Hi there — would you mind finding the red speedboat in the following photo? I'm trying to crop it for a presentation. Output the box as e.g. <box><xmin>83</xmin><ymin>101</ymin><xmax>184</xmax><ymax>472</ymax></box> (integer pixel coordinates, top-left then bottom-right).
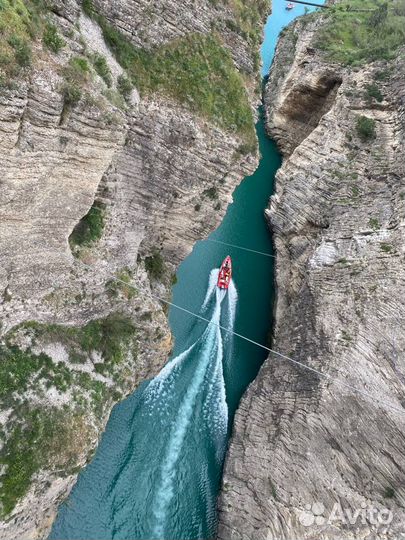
<box><xmin>286</xmin><ymin>2</ymin><xmax>294</xmax><ymax>10</ymax></box>
<box><xmin>217</xmin><ymin>256</ymin><xmax>232</xmax><ymax>289</ymax></box>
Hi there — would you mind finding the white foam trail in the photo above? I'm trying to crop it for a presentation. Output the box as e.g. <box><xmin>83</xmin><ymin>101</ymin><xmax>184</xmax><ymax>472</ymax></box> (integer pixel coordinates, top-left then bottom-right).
<box><xmin>202</xmin><ymin>269</ymin><xmax>219</xmax><ymax>311</ymax></box>
<box><xmin>227</xmin><ymin>279</ymin><xmax>238</xmax><ymax>329</ymax></box>
<box><xmin>151</xmin><ymin>295</ymin><xmax>223</xmax><ymax>539</ymax></box>
<box><xmin>143</xmin><ymin>342</ymin><xmax>196</xmax><ymax>408</ymax></box>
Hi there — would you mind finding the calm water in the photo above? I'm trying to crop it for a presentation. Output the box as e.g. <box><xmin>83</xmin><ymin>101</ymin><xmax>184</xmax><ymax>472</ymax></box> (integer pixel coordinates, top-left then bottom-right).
<box><xmin>49</xmin><ymin>2</ymin><xmax>323</xmax><ymax>539</ymax></box>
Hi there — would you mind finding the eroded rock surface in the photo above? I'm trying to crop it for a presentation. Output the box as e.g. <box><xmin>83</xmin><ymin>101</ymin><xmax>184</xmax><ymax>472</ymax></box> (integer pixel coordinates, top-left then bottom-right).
<box><xmin>0</xmin><ymin>0</ymin><xmax>265</xmax><ymax>537</ymax></box>
<box><xmin>218</xmin><ymin>13</ymin><xmax>405</xmax><ymax>540</ymax></box>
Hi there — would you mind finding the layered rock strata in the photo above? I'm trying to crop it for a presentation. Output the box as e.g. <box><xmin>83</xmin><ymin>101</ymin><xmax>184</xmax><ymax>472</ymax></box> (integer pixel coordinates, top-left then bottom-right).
<box><xmin>218</xmin><ymin>12</ymin><xmax>405</xmax><ymax>540</ymax></box>
<box><xmin>0</xmin><ymin>0</ymin><xmax>266</xmax><ymax>537</ymax></box>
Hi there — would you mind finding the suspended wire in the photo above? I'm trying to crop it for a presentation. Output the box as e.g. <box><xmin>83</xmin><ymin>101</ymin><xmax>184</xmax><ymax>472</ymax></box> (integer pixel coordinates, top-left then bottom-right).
<box><xmin>72</xmin><ymin>203</ymin><xmax>404</xmax><ymax>415</ymax></box>
<box><xmin>206</xmin><ymin>238</ymin><xmax>276</xmax><ymax>258</ymax></box>
<box><xmin>110</xmin><ymin>274</ymin><xmax>405</xmax><ymax>416</ymax></box>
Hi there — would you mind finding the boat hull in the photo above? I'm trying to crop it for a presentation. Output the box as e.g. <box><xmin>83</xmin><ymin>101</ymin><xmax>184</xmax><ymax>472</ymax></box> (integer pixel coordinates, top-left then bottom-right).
<box><xmin>217</xmin><ymin>256</ymin><xmax>232</xmax><ymax>289</ymax></box>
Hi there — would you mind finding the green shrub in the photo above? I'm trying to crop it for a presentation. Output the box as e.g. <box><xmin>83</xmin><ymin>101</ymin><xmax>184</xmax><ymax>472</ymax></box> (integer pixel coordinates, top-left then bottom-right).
<box><xmin>69</xmin><ymin>201</ymin><xmax>105</xmax><ymax>250</ymax></box>
<box><xmin>62</xmin><ymin>83</ymin><xmax>82</xmax><ymax>107</ymax></box>
<box><xmin>373</xmin><ymin>69</ymin><xmax>391</xmax><ymax>81</ymax></box>
<box><xmin>365</xmin><ymin>83</ymin><xmax>383</xmax><ymax>102</ymax></box>
<box><xmin>61</xmin><ymin>56</ymin><xmax>90</xmax><ymax>107</ymax></box>
<box><xmin>380</xmin><ymin>242</ymin><xmax>393</xmax><ymax>253</ymax></box>
<box><xmin>82</xmin><ymin>0</ymin><xmax>95</xmax><ymax>18</ymax></box>
<box><xmin>203</xmin><ymin>186</ymin><xmax>218</xmax><ymax>200</ymax></box>
<box><xmin>369</xmin><ymin>217</ymin><xmax>380</xmax><ymax>230</ymax></box>
<box><xmin>8</xmin><ymin>35</ymin><xmax>31</xmax><ymax>67</ymax></box>
<box><xmin>235</xmin><ymin>141</ymin><xmax>256</xmax><ymax>156</ymax></box>
<box><xmin>356</xmin><ymin>115</ymin><xmax>376</xmax><ymax>141</ymax></box>
<box><xmin>43</xmin><ymin>22</ymin><xmax>65</xmax><ymax>53</ymax></box>
<box><xmin>91</xmin><ymin>52</ymin><xmax>112</xmax><ymax>86</ymax></box>
<box><xmin>106</xmin><ymin>269</ymin><xmax>137</xmax><ymax>299</ymax></box>
<box><xmin>117</xmin><ymin>73</ymin><xmax>133</xmax><ymax>100</ymax></box>
<box><xmin>145</xmin><ymin>249</ymin><xmax>165</xmax><ymax>280</ymax></box>
<box><xmin>0</xmin><ymin>405</ymin><xmax>82</xmax><ymax>517</ymax></box>
<box><xmin>65</xmin><ymin>55</ymin><xmax>90</xmax><ymax>83</ymax></box>
<box><xmin>351</xmin><ymin>185</ymin><xmax>360</xmax><ymax>197</ymax></box>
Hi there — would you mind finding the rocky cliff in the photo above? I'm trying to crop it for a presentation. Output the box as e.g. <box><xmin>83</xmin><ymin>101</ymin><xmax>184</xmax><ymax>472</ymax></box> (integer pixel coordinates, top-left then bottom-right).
<box><xmin>218</xmin><ymin>5</ymin><xmax>405</xmax><ymax>540</ymax></box>
<box><xmin>0</xmin><ymin>0</ymin><xmax>268</xmax><ymax>537</ymax></box>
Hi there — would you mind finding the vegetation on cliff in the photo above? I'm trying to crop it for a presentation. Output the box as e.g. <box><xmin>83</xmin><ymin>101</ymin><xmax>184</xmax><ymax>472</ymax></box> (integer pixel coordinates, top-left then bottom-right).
<box><xmin>0</xmin><ymin>0</ymin><xmax>37</xmax><ymax>84</ymax></box>
<box><xmin>356</xmin><ymin>115</ymin><xmax>376</xmax><ymax>141</ymax></box>
<box><xmin>82</xmin><ymin>0</ymin><xmax>255</xmax><ymax>148</ymax></box>
<box><xmin>69</xmin><ymin>200</ymin><xmax>105</xmax><ymax>254</ymax></box>
<box><xmin>226</xmin><ymin>0</ymin><xmax>270</xmax><ymax>69</ymax></box>
<box><xmin>0</xmin><ymin>0</ymin><xmax>66</xmax><ymax>87</ymax></box>
<box><xmin>0</xmin><ymin>314</ymin><xmax>137</xmax><ymax>516</ymax></box>
<box><xmin>317</xmin><ymin>0</ymin><xmax>405</xmax><ymax>65</ymax></box>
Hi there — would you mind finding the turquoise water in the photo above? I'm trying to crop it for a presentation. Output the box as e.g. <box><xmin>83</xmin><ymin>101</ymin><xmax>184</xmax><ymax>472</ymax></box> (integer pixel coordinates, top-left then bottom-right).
<box><xmin>261</xmin><ymin>0</ymin><xmax>323</xmax><ymax>76</ymax></box>
<box><xmin>49</xmin><ymin>2</ymin><xmax>324</xmax><ymax>539</ymax></box>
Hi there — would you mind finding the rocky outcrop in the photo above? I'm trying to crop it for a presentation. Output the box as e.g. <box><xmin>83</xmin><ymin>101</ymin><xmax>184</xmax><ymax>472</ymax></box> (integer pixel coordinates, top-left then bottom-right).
<box><xmin>218</xmin><ymin>12</ymin><xmax>405</xmax><ymax>540</ymax></box>
<box><xmin>0</xmin><ymin>1</ymin><xmax>265</xmax><ymax>537</ymax></box>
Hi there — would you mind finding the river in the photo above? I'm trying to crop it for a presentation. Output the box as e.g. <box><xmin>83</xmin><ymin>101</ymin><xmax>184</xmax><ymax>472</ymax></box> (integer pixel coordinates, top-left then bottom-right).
<box><xmin>49</xmin><ymin>2</ymin><xmax>323</xmax><ymax>539</ymax></box>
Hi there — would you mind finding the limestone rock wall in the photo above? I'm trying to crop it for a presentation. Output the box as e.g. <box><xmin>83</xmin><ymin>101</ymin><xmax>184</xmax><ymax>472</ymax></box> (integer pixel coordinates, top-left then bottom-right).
<box><xmin>0</xmin><ymin>0</ymin><xmax>264</xmax><ymax>537</ymax></box>
<box><xmin>218</xmin><ymin>14</ymin><xmax>405</xmax><ymax>540</ymax></box>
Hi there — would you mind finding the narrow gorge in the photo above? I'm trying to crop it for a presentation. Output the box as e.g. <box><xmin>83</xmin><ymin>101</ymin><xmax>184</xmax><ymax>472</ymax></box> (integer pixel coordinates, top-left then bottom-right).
<box><xmin>0</xmin><ymin>1</ymin><xmax>404</xmax><ymax>539</ymax></box>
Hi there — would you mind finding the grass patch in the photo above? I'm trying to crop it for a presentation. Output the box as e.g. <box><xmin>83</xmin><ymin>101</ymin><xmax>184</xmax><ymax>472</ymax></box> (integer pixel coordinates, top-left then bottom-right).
<box><xmin>145</xmin><ymin>249</ymin><xmax>165</xmax><ymax>280</ymax></box>
<box><xmin>380</xmin><ymin>242</ymin><xmax>393</xmax><ymax>253</ymax></box>
<box><xmin>8</xmin><ymin>35</ymin><xmax>32</xmax><ymax>67</ymax></box>
<box><xmin>102</xmin><ymin>88</ymin><xmax>126</xmax><ymax>110</ymax></box>
<box><xmin>227</xmin><ymin>0</ymin><xmax>270</xmax><ymax>68</ymax></box>
<box><xmin>69</xmin><ymin>200</ymin><xmax>105</xmax><ymax>251</ymax></box>
<box><xmin>0</xmin><ymin>404</ymin><xmax>90</xmax><ymax>517</ymax></box>
<box><xmin>7</xmin><ymin>314</ymin><xmax>137</xmax><ymax>376</ymax></box>
<box><xmin>43</xmin><ymin>22</ymin><xmax>65</xmax><ymax>53</ymax></box>
<box><xmin>373</xmin><ymin>68</ymin><xmax>392</xmax><ymax>81</ymax></box>
<box><xmin>369</xmin><ymin>217</ymin><xmax>380</xmax><ymax>230</ymax></box>
<box><xmin>0</xmin><ymin>0</ymin><xmax>42</xmax><ymax>84</ymax></box>
<box><xmin>83</xmin><ymin>1</ymin><xmax>255</xmax><ymax>144</ymax></box>
<box><xmin>356</xmin><ymin>115</ymin><xmax>376</xmax><ymax>141</ymax></box>
<box><xmin>365</xmin><ymin>83</ymin><xmax>383</xmax><ymax>102</ymax></box>
<box><xmin>117</xmin><ymin>73</ymin><xmax>133</xmax><ymax>100</ymax></box>
<box><xmin>64</xmin><ymin>55</ymin><xmax>91</xmax><ymax>83</ymax></box>
<box><xmin>91</xmin><ymin>52</ymin><xmax>112</xmax><ymax>86</ymax></box>
<box><xmin>316</xmin><ymin>0</ymin><xmax>405</xmax><ymax>65</ymax></box>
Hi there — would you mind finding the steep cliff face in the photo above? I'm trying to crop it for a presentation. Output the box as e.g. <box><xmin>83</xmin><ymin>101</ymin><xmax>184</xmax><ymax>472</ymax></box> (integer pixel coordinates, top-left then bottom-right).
<box><xmin>218</xmin><ymin>8</ymin><xmax>405</xmax><ymax>540</ymax></box>
<box><xmin>0</xmin><ymin>0</ymin><xmax>267</xmax><ymax>537</ymax></box>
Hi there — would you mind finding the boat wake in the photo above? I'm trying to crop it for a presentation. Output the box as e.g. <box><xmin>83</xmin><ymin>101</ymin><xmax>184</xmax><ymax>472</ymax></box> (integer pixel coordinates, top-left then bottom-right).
<box><xmin>50</xmin><ymin>268</ymin><xmax>238</xmax><ymax>540</ymax></box>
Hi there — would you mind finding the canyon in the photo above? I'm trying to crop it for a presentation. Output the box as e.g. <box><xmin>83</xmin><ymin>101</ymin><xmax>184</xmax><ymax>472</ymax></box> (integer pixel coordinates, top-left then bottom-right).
<box><xmin>0</xmin><ymin>0</ymin><xmax>266</xmax><ymax>537</ymax></box>
<box><xmin>1</xmin><ymin>1</ymin><xmax>405</xmax><ymax>539</ymax></box>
